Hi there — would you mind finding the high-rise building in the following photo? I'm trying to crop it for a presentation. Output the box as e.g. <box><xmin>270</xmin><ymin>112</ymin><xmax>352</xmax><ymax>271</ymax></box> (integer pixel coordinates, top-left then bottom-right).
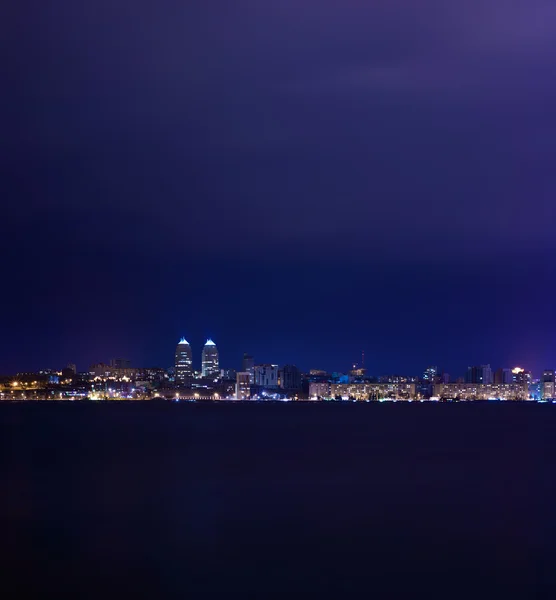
<box><xmin>242</xmin><ymin>353</ymin><xmax>255</xmax><ymax>383</ymax></box>
<box><xmin>422</xmin><ymin>366</ymin><xmax>438</xmax><ymax>382</ymax></box>
<box><xmin>466</xmin><ymin>365</ymin><xmax>492</xmax><ymax>385</ymax></box>
<box><xmin>254</xmin><ymin>364</ymin><xmax>279</xmax><ymax>388</ymax></box>
<box><xmin>512</xmin><ymin>367</ymin><xmax>532</xmax><ymax>385</ymax></box>
<box><xmin>235</xmin><ymin>372</ymin><xmax>251</xmax><ymax>400</ymax></box>
<box><xmin>279</xmin><ymin>365</ymin><xmax>302</xmax><ymax>390</ymax></box>
<box><xmin>494</xmin><ymin>368</ymin><xmax>513</xmax><ymax>384</ymax></box>
<box><xmin>175</xmin><ymin>338</ymin><xmax>193</xmax><ymax>386</ymax></box>
<box><xmin>542</xmin><ymin>370</ymin><xmax>555</xmax><ymax>399</ymax></box>
<box><xmin>419</xmin><ymin>366</ymin><xmax>439</xmax><ymax>399</ymax></box>
<box><xmin>66</xmin><ymin>363</ymin><xmax>77</xmax><ymax>374</ymax></box>
<box><xmin>202</xmin><ymin>339</ymin><xmax>220</xmax><ymax>379</ymax></box>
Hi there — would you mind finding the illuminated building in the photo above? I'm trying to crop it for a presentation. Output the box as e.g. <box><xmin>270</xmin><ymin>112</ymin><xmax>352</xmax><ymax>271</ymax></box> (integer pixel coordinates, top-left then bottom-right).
<box><xmin>422</xmin><ymin>366</ymin><xmax>438</xmax><ymax>382</ymax></box>
<box><xmin>349</xmin><ymin>366</ymin><xmax>367</xmax><ymax>380</ymax></box>
<box><xmin>242</xmin><ymin>353</ymin><xmax>255</xmax><ymax>383</ymax></box>
<box><xmin>419</xmin><ymin>366</ymin><xmax>440</xmax><ymax>398</ymax></box>
<box><xmin>309</xmin><ymin>369</ymin><xmax>328</xmax><ymax>377</ymax></box>
<box><xmin>175</xmin><ymin>338</ymin><xmax>193</xmax><ymax>385</ymax></box>
<box><xmin>202</xmin><ymin>339</ymin><xmax>219</xmax><ymax>379</ymax></box>
<box><xmin>330</xmin><ymin>383</ymin><xmax>416</xmax><ymax>400</ymax></box>
<box><xmin>433</xmin><ymin>383</ymin><xmax>527</xmax><ymax>401</ymax></box>
<box><xmin>90</xmin><ymin>363</ymin><xmax>111</xmax><ymax>378</ymax></box>
<box><xmin>221</xmin><ymin>368</ymin><xmax>237</xmax><ymax>380</ymax></box>
<box><xmin>542</xmin><ymin>370</ymin><xmax>555</xmax><ymax>399</ymax></box>
<box><xmin>309</xmin><ymin>382</ymin><xmax>331</xmax><ymax>399</ymax></box>
<box><xmin>381</xmin><ymin>375</ymin><xmax>417</xmax><ymax>384</ymax></box>
<box><xmin>512</xmin><ymin>367</ymin><xmax>532</xmax><ymax>385</ymax></box>
<box><xmin>254</xmin><ymin>364</ymin><xmax>279</xmax><ymax>388</ymax></box>
<box><xmin>235</xmin><ymin>372</ymin><xmax>251</xmax><ymax>400</ymax></box>
<box><xmin>466</xmin><ymin>365</ymin><xmax>492</xmax><ymax>384</ymax></box>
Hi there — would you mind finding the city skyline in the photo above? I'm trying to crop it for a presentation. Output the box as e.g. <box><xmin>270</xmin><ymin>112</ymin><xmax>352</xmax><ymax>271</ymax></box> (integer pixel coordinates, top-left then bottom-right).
<box><xmin>0</xmin><ymin>334</ymin><xmax>547</xmax><ymax>383</ymax></box>
<box><xmin>1</xmin><ymin>349</ymin><xmax>548</xmax><ymax>401</ymax></box>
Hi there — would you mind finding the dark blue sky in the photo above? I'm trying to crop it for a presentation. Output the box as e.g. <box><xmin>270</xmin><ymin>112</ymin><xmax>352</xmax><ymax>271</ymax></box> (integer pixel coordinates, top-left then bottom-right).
<box><xmin>3</xmin><ymin>1</ymin><xmax>556</xmax><ymax>376</ymax></box>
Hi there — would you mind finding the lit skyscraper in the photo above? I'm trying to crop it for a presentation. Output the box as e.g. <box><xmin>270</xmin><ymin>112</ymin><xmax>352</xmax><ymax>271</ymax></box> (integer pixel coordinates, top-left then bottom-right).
<box><xmin>175</xmin><ymin>338</ymin><xmax>193</xmax><ymax>386</ymax></box>
<box><xmin>235</xmin><ymin>372</ymin><xmax>251</xmax><ymax>400</ymax></box>
<box><xmin>422</xmin><ymin>366</ymin><xmax>438</xmax><ymax>383</ymax></box>
<box><xmin>202</xmin><ymin>339</ymin><xmax>219</xmax><ymax>378</ymax></box>
<box><xmin>512</xmin><ymin>367</ymin><xmax>531</xmax><ymax>385</ymax></box>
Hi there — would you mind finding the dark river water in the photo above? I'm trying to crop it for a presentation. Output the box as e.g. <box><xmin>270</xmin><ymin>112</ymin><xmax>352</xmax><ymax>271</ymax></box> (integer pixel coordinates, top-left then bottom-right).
<box><xmin>3</xmin><ymin>401</ymin><xmax>556</xmax><ymax>598</ymax></box>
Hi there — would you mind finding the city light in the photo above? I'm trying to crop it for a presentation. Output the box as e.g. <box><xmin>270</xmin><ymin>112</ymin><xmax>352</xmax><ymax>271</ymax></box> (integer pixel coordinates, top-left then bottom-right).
<box><xmin>1</xmin><ymin>336</ymin><xmax>553</xmax><ymax>403</ymax></box>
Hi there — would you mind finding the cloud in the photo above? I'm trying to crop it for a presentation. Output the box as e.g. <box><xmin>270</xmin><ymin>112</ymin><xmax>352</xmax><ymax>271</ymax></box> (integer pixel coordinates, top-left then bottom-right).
<box><xmin>280</xmin><ymin>0</ymin><xmax>556</xmax><ymax>95</ymax></box>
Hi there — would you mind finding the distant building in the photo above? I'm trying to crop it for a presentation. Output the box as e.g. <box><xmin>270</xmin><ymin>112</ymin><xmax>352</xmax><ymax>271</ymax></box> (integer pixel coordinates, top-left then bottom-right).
<box><xmin>348</xmin><ymin>365</ymin><xmax>367</xmax><ymax>380</ymax></box>
<box><xmin>221</xmin><ymin>368</ymin><xmax>237</xmax><ymax>380</ymax></box>
<box><xmin>254</xmin><ymin>364</ymin><xmax>279</xmax><ymax>388</ymax></box>
<box><xmin>422</xmin><ymin>366</ymin><xmax>438</xmax><ymax>382</ymax></box>
<box><xmin>279</xmin><ymin>365</ymin><xmax>302</xmax><ymax>391</ymax></box>
<box><xmin>309</xmin><ymin>369</ymin><xmax>328</xmax><ymax>377</ymax></box>
<box><xmin>331</xmin><ymin>383</ymin><xmax>416</xmax><ymax>400</ymax></box>
<box><xmin>111</xmin><ymin>358</ymin><xmax>131</xmax><ymax>369</ymax></box>
<box><xmin>542</xmin><ymin>370</ymin><xmax>555</xmax><ymax>399</ymax></box>
<box><xmin>379</xmin><ymin>375</ymin><xmax>417</xmax><ymax>384</ymax></box>
<box><xmin>175</xmin><ymin>338</ymin><xmax>193</xmax><ymax>386</ymax></box>
<box><xmin>61</xmin><ymin>367</ymin><xmax>75</xmax><ymax>380</ymax></box>
<box><xmin>433</xmin><ymin>383</ymin><xmax>527</xmax><ymax>401</ymax></box>
<box><xmin>242</xmin><ymin>353</ymin><xmax>255</xmax><ymax>383</ymax></box>
<box><xmin>466</xmin><ymin>365</ymin><xmax>492</xmax><ymax>385</ymax></box>
<box><xmin>202</xmin><ymin>339</ymin><xmax>219</xmax><ymax>379</ymax></box>
<box><xmin>66</xmin><ymin>363</ymin><xmax>77</xmax><ymax>374</ymax></box>
<box><xmin>309</xmin><ymin>382</ymin><xmax>331</xmax><ymax>399</ymax></box>
<box><xmin>494</xmin><ymin>368</ymin><xmax>513</xmax><ymax>384</ymax></box>
<box><xmin>529</xmin><ymin>379</ymin><xmax>542</xmax><ymax>401</ymax></box>
<box><xmin>235</xmin><ymin>372</ymin><xmax>251</xmax><ymax>400</ymax></box>
<box><xmin>137</xmin><ymin>367</ymin><xmax>167</xmax><ymax>384</ymax></box>
<box><xmin>512</xmin><ymin>367</ymin><xmax>532</xmax><ymax>386</ymax></box>
<box><xmin>419</xmin><ymin>366</ymin><xmax>439</xmax><ymax>398</ymax></box>
<box><xmin>90</xmin><ymin>363</ymin><xmax>111</xmax><ymax>378</ymax></box>
<box><xmin>308</xmin><ymin>370</ymin><xmax>329</xmax><ymax>385</ymax></box>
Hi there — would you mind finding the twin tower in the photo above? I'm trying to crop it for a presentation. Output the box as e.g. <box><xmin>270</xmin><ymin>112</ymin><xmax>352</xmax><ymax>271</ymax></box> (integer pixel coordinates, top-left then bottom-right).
<box><xmin>175</xmin><ymin>338</ymin><xmax>220</xmax><ymax>384</ymax></box>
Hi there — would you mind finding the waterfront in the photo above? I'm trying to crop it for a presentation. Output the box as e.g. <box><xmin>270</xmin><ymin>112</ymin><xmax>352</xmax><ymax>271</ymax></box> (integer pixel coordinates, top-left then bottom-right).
<box><xmin>3</xmin><ymin>401</ymin><xmax>556</xmax><ymax>598</ymax></box>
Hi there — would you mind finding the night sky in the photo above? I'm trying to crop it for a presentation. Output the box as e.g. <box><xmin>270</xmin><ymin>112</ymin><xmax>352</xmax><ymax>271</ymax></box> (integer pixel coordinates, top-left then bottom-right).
<box><xmin>3</xmin><ymin>1</ymin><xmax>556</xmax><ymax>376</ymax></box>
